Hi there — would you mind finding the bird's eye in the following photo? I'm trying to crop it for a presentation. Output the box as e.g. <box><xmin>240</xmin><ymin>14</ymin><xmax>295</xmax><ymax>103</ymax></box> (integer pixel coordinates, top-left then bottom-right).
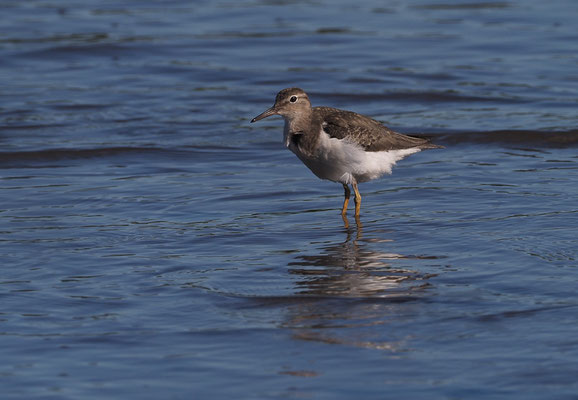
<box><xmin>289</xmin><ymin>96</ymin><xmax>298</xmax><ymax>103</ymax></box>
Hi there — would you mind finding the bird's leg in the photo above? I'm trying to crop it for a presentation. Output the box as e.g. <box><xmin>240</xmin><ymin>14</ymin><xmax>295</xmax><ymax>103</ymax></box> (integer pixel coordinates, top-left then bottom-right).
<box><xmin>341</xmin><ymin>183</ymin><xmax>351</xmax><ymax>216</ymax></box>
<box><xmin>352</xmin><ymin>181</ymin><xmax>361</xmax><ymax>217</ymax></box>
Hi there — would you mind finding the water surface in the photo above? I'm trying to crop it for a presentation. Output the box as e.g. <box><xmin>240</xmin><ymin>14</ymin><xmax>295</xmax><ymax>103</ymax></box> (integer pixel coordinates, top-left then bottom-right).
<box><xmin>1</xmin><ymin>0</ymin><xmax>577</xmax><ymax>399</ymax></box>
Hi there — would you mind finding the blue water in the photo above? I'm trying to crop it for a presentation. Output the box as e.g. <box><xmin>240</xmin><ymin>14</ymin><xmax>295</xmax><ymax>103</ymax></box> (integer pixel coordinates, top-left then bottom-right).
<box><xmin>1</xmin><ymin>0</ymin><xmax>577</xmax><ymax>399</ymax></box>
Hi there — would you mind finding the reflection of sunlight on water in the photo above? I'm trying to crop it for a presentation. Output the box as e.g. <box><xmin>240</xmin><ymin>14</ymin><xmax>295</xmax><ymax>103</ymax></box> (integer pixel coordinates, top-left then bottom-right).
<box><xmin>284</xmin><ymin>218</ymin><xmax>441</xmax><ymax>351</ymax></box>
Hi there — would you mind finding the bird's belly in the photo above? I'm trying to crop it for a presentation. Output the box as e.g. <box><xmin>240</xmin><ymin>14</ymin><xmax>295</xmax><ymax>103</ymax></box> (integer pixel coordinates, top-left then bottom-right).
<box><xmin>289</xmin><ymin>134</ymin><xmax>421</xmax><ymax>185</ymax></box>
<box><xmin>294</xmin><ymin>150</ymin><xmax>347</xmax><ymax>182</ymax></box>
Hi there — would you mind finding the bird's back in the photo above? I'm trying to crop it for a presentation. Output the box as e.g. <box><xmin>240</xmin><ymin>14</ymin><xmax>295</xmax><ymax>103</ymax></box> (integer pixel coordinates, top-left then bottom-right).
<box><xmin>313</xmin><ymin>106</ymin><xmax>442</xmax><ymax>152</ymax></box>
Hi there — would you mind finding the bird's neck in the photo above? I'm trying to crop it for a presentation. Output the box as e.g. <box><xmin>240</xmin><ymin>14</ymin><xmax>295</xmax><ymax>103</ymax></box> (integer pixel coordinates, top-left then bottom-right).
<box><xmin>283</xmin><ymin>110</ymin><xmax>313</xmax><ymax>135</ymax></box>
<box><xmin>282</xmin><ymin>111</ymin><xmax>320</xmax><ymax>154</ymax></box>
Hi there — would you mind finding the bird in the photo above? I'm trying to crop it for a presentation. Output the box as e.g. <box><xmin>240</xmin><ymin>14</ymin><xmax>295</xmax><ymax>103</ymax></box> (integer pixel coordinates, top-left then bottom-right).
<box><xmin>251</xmin><ymin>87</ymin><xmax>443</xmax><ymax>217</ymax></box>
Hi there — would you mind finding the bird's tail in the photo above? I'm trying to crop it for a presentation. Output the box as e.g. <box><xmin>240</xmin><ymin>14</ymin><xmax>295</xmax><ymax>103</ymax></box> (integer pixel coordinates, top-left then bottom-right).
<box><xmin>420</xmin><ymin>142</ymin><xmax>445</xmax><ymax>150</ymax></box>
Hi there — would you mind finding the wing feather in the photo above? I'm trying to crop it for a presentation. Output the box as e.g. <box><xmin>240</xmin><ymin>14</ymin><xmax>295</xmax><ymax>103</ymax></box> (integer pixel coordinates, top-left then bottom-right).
<box><xmin>315</xmin><ymin>107</ymin><xmax>440</xmax><ymax>152</ymax></box>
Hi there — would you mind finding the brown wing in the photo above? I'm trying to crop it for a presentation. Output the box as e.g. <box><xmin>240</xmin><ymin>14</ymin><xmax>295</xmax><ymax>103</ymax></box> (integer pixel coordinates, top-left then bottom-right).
<box><xmin>315</xmin><ymin>107</ymin><xmax>440</xmax><ymax>152</ymax></box>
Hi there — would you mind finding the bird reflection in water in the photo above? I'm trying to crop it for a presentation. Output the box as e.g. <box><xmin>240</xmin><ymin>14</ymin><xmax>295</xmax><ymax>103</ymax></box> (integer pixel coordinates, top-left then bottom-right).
<box><xmin>284</xmin><ymin>217</ymin><xmax>439</xmax><ymax>350</ymax></box>
<box><xmin>289</xmin><ymin>216</ymin><xmax>436</xmax><ymax>298</ymax></box>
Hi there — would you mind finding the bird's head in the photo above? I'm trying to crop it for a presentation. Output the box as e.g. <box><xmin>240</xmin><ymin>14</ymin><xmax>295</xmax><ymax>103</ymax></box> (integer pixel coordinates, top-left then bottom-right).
<box><xmin>251</xmin><ymin>88</ymin><xmax>311</xmax><ymax>123</ymax></box>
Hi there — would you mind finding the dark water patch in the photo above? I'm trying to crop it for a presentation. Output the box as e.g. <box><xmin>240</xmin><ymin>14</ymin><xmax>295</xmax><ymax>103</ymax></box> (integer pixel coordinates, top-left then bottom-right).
<box><xmin>476</xmin><ymin>304</ymin><xmax>578</xmax><ymax>322</ymax></box>
<box><xmin>241</xmin><ymin>293</ymin><xmax>425</xmax><ymax>308</ymax></box>
<box><xmin>88</xmin><ymin>6</ymin><xmax>195</xmax><ymax>17</ymax></box>
<box><xmin>318</xmin><ymin>89</ymin><xmax>527</xmax><ymax>105</ymax></box>
<box><xmin>0</xmin><ymin>145</ymin><xmax>244</xmax><ymax>166</ymax></box>
<box><xmin>438</xmin><ymin>129</ymin><xmax>578</xmax><ymax>148</ymax></box>
<box><xmin>0</xmin><ymin>147</ymin><xmax>169</xmax><ymax>164</ymax></box>
<box><xmin>412</xmin><ymin>2</ymin><xmax>511</xmax><ymax>11</ymax></box>
<box><xmin>345</xmin><ymin>76</ymin><xmax>397</xmax><ymax>85</ymax></box>
<box><xmin>196</xmin><ymin>31</ymin><xmax>299</xmax><ymax>40</ymax></box>
<box><xmin>14</xmin><ymin>42</ymin><xmax>170</xmax><ymax>62</ymax></box>
<box><xmin>0</xmin><ymin>33</ymin><xmax>111</xmax><ymax>45</ymax></box>
<box><xmin>0</xmin><ymin>123</ymin><xmax>71</xmax><ymax>130</ymax></box>
<box><xmin>316</xmin><ymin>27</ymin><xmax>352</xmax><ymax>34</ymax></box>
<box><xmin>47</xmin><ymin>103</ymin><xmax>116</xmax><ymax>111</ymax></box>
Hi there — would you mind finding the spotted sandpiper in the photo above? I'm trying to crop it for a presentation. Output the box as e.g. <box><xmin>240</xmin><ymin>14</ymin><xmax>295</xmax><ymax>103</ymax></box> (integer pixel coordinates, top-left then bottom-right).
<box><xmin>251</xmin><ymin>88</ymin><xmax>443</xmax><ymax>217</ymax></box>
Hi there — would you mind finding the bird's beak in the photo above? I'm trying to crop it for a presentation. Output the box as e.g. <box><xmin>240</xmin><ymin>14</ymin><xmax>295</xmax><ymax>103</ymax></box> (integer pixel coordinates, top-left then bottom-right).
<box><xmin>251</xmin><ymin>106</ymin><xmax>278</xmax><ymax>123</ymax></box>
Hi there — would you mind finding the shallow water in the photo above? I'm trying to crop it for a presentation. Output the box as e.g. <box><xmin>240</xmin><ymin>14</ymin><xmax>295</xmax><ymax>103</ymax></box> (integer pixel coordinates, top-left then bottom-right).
<box><xmin>1</xmin><ymin>0</ymin><xmax>578</xmax><ymax>399</ymax></box>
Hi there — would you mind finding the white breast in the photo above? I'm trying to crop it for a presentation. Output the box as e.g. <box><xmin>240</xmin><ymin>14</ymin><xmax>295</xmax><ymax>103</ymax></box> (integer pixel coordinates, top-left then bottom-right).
<box><xmin>287</xmin><ymin>129</ymin><xmax>420</xmax><ymax>185</ymax></box>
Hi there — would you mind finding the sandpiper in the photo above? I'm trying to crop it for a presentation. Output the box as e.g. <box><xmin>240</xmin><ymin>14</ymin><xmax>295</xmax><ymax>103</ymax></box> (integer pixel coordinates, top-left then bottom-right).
<box><xmin>251</xmin><ymin>88</ymin><xmax>443</xmax><ymax>217</ymax></box>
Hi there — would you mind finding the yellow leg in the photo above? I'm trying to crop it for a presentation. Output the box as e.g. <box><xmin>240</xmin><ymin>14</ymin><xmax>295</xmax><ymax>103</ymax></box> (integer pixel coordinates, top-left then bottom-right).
<box><xmin>341</xmin><ymin>184</ymin><xmax>351</xmax><ymax>216</ymax></box>
<box><xmin>352</xmin><ymin>181</ymin><xmax>361</xmax><ymax>217</ymax></box>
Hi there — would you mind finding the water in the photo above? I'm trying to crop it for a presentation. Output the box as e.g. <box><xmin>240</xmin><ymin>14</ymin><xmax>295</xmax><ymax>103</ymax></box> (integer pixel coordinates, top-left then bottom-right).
<box><xmin>1</xmin><ymin>0</ymin><xmax>577</xmax><ymax>398</ymax></box>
